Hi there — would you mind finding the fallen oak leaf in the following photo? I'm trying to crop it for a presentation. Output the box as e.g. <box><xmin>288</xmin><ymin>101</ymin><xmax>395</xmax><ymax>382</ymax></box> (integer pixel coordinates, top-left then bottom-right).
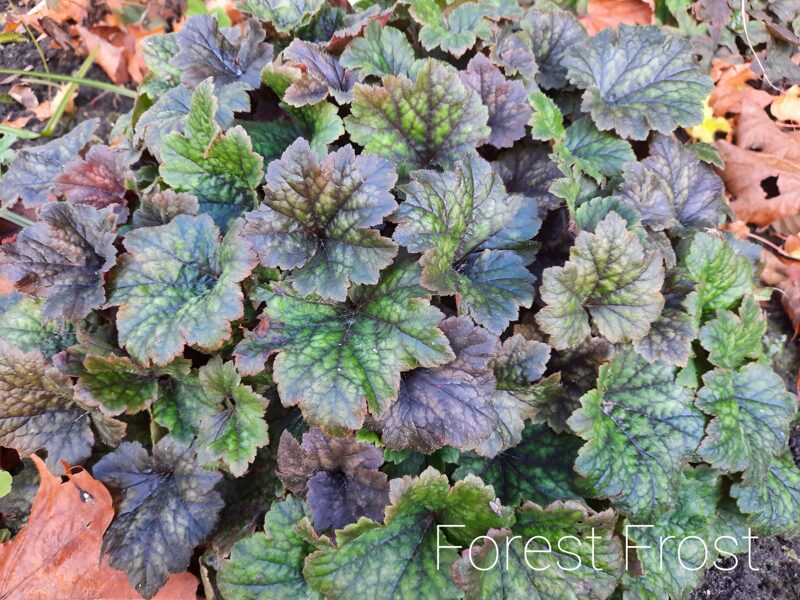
<box><xmin>0</xmin><ymin>454</ymin><xmax>198</xmax><ymax>600</ymax></box>
<box><xmin>708</xmin><ymin>61</ymin><xmax>773</xmax><ymax>116</ymax></box>
<box><xmin>579</xmin><ymin>0</ymin><xmax>653</xmax><ymax>36</ymax></box>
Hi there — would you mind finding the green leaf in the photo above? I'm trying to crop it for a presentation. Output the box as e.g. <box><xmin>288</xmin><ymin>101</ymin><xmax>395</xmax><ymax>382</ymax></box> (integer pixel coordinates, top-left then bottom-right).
<box><xmin>237</xmin><ymin>0</ymin><xmax>325</xmax><ymax>34</ymax></box>
<box><xmin>527</xmin><ymin>91</ymin><xmax>564</xmax><ymax>142</ymax></box>
<box><xmin>234</xmin><ymin>261</ymin><xmax>454</xmax><ymax>433</ymax></box>
<box><xmin>696</xmin><ymin>363</ymin><xmax>795</xmax><ymax>474</ymax></box>
<box><xmin>108</xmin><ymin>214</ymin><xmax>256</xmax><ymax>366</ymax></box>
<box><xmin>0</xmin><ymin>341</ymin><xmax>92</xmax><ymax>470</ymax></box>
<box><xmin>393</xmin><ymin>153</ymin><xmax>539</xmax><ymax>333</ymax></box>
<box><xmin>0</xmin><ymin>203</ymin><xmax>117</xmax><ymax>323</ymax></box>
<box><xmin>303</xmin><ymin>468</ymin><xmax>512</xmax><ymax>599</ymax></box>
<box><xmin>623</xmin><ymin>466</ymin><xmax>719</xmax><ymax>599</ymax></box>
<box><xmin>698</xmin><ymin>296</ymin><xmax>766</xmax><ymax>368</ymax></box>
<box><xmin>537</xmin><ymin>212</ymin><xmax>665</xmax><ymax>349</ymax></box>
<box><xmin>140</xmin><ymin>33</ymin><xmax>181</xmax><ymax>97</ymax></box>
<box><xmin>453</xmin><ymin>501</ymin><xmax>623</xmax><ymax>600</ymax></box>
<box><xmin>454</xmin><ymin>422</ymin><xmax>582</xmax><ymax>506</ymax></box>
<box><xmin>0</xmin><ymin>471</ymin><xmax>10</xmax><ymax>499</ymax></box>
<box><xmin>195</xmin><ymin>357</ymin><xmax>268</xmax><ymax>476</ymax></box>
<box><xmin>345</xmin><ymin>59</ymin><xmax>490</xmax><ymax>172</ymax></box>
<box><xmin>217</xmin><ymin>496</ymin><xmax>322</xmax><ymax>600</ymax></box>
<box><xmin>568</xmin><ymin>349</ymin><xmax>704</xmax><ymax>518</ymax></box>
<box><xmin>731</xmin><ymin>452</ymin><xmax>800</xmax><ymax>536</ymax></box>
<box><xmin>634</xmin><ymin>278</ymin><xmax>697</xmax><ymax>366</ymax></box>
<box><xmin>159</xmin><ymin>80</ymin><xmax>264</xmax><ymax>230</ymax></box>
<box><xmin>684</xmin><ymin>233</ymin><xmax>752</xmax><ymax>313</ymax></box>
<box><xmin>152</xmin><ymin>371</ymin><xmax>219</xmax><ymax>442</ymax></box>
<box><xmin>565</xmin><ymin>25</ymin><xmax>712</xmax><ymax>139</ymax></box>
<box><xmin>617</xmin><ymin>134</ymin><xmax>724</xmax><ymax>232</ymax></box>
<box><xmin>564</xmin><ymin>117</ymin><xmax>635</xmax><ymax>180</ymax></box>
<box><xmin>242</xmin><ymin>140</ymin><xmax>398</xmax><ymax>301</ymax></box>
<box><xmin>0</xmin><ymin>294</ymin><xmax>75</xmax><ymax>358</ymax></box>
<box><xmin>521</xmin><ymin>9</ymin><xmax>586</xmax><ymax>90</ymax></box>
<box><xmin>572</xmin><ymin>195</ymin><xmax>642</xmax><ymax>233</ymax></box>
<box><xmin>339</xmin><ymin>22</ymin><xmax>420</xmax><ymax>79</ymax></box>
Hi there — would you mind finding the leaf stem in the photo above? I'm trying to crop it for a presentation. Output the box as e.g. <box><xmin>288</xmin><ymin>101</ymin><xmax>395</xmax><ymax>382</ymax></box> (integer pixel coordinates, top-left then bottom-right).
<box><xmin>0</xmin><ymin>208</ymin><xmax>34</xmax><ymax>228</ymax></box>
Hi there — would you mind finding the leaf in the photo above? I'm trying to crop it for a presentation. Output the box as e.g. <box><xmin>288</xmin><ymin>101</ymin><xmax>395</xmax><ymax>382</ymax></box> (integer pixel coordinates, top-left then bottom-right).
<box><xmin>536</xmin><ymin>212</ymin><xmax>665</xmax><ymax>350</ymax></box>
<box><xmin>237</xmin><ymin>0</ymin><xmax>325</xmax><ymax>34</ymax></box>
<box><xmin>0</xmin><ymin>455</ymin><xmax>198</xmax><ymax>600</ymax></box>
<box><xmin>695</xmin><ymin>363</ymin><xmax>795</xmax><ymax>474</ymax></box>
<box><xmin>217</xmin><ymin>496</ymin><xmax>322</xmax><ymax>600</ymax></box>
<box><xmin>172</xmin><ymin>15</ymin><xmax>273</xmax><ymax>90</ymax></box>
<box><xmin>731</xmin><ymin>452</ymin><xmax>800</xmax><ymax>536</ymax></box>
<box><xmin>54</xmin><ymin>145</ymin><xmax>130</xmax><ymax>219</ymax></box>
<box><xmin>242</xmin><ymin>140</ymin><xmax>398</xmax><ymax>301</ymax></box>
<box><xmin>698</xmin><ymin>296</ymin><xmax>765</xmax><ymax>368</ymax></box>
<box><xmin>108</xmin><ymin>214</ymin><xmax>256</xmax><ymax>366</ymax></box>
<box><xmin>378</xmin><ymin>316</ymin><xmax>500</xmax><ymax>453</ymax></box>
<box><xmin>303</xmin><ymin>468</ymin><xmax>512</xmax><ymax>599</ymax></box>
<box><xmin>634</xmin><ymin>307</ymin><xmax>696</xmax><ymax>367</ymax></box>
<box><xmin>282</xmin><ymin>40</ymin><xmax>358</xmax><ymax>105</ymax></box>
<box><xmin>492</xmin><ymin>145</ymin><xmax>562</xmax><ymax>213</ymax></box>
<box><xmin>567</xmin><ymin>348</ymin><xmax>705</xmax><ymax>518</ymax></box>
<box><xmin>565</xmin><ymin>25</ymin><xmax>712</xmax><ymax>140</ymax></box>
<box><xmin>132</xmin><ymin>190</ymin><xmax>199</xmax><ymax>228</ymax></box>
<box><xmin>152</xmin><ymin>371</ymin><xmax>219</xmax><ymax>442</ymax></box>
<box><xmin>453</xmin><ymin>422</ymin><xmax>582</xmax><ymax>506</ymax></box>
<box><xmin>527</xmin><ymin>90</ymin><xmax>565</xmax><ymax>142</ymax></box>
<box><xmin>195</xmin><ymin>356</ymin><xmax>268</xmax><ymax>477</ymax></box>
<box><xmin>93</xmin><ymin>437</ymin><xmax>224</xmax><ymax>598</ymax></box>
<box><xmin>0</xmin><ymin>118</ymin><xmax>97</xmax><ymax>208</ymax></box>
<box><xmin>563</xmin><ymin>117</ymin><xmax>635</xmax><ymax>180</ymax></box>
<box><xmin>452</xmin><ymin>501</ymin><xmax>623</xmax><ymax>599</ymax></box>
<box><xmin>458</xmin><ymin>53</ymin><xmax>531</xmax><ymax>148</ymax></box>
<box><xmin>233</xmin><ymin>261</ymin><xmax>454</xmax><ymax>433</ymax></box>
<box><xmin>492</xmin><ymin>334</ymin><xmax>551</xmax><ymax>393</ymax></box>
<box><xmin>345</xmin><ymin>59</ymin><xmax>490</xmax><ymax>172</ymax></box>
<box><xmin>0</xmin><ymin>341</ymin><xmax>92</xmax><ymax>470</ymax></box>
<box><xmin>0</xmin><ymin>294</ymin><xmax>75</xmax><ymax>359</ymax></box>
<box><xmin>339</xmin><ymin>21</ymin><xmax>420</xmax><ymax>80</ymax></box>
<box><xmin>0</xmin><ymin>202</ymin><xmax>117</xmax><ymax>323</ymax></box>
<box><xmin>140</xmin><ymin>33</ymin><xmax>182</xmax><ymax>97</ymax></box>
<box><xmin>392</xmin><ymin>153</ymin><xmax>539</xmax><ymax>333</ymax></box>
<box><xmin>617</xmin><ymin>134</ymin><xmax>724</xmax><ymax>232</ymax></box>
<box><xmin>159</xmin><ymin>80</ymin><xmax>264</xmax><ymax>229</ymax></box>
<box><xmin>485</xmin><ymin>26</ymin><xmax>537</xmax><ymax>79</ymax></box>
<box><xmin>521</xmin><ymin>9</ymin><xmax>587</xmax><ymax>90</ymax></box>
<box><xmin>580</xmin><ymin>0</ymin><xmax>653</xmax><ymax>35</ymax></box>
<box><xmin>277</xmin><ymin>429</ymin><xmax>389</xmax><ymax>531</ymax></box>
<box><xmin>623</xmin><ymin>467</ymin><xmax>719</xmax><ymax>599</ymax></box>
<box><xmin>684</xmin><ymin>232</ymin><xmax>752</xmax><ymax>313</ymax></box>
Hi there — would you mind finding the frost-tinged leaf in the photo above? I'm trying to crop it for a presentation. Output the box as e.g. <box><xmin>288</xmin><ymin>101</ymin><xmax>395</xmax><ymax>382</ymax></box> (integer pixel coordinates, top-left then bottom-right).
<box><xmin>159</xmin><ymin>80</ymin><xmax>264</xmax><ymax>229</ymax></box>
<box><xmin>0</xmin><ymin>203</ymin><xmax>117</xmax><ymax>323</ymax></box>
<box><xmin>0</xmin><ymin>341</ymin><xmax>92</xmax><ymax>470</ymax></box>
<box><xmin>140</xmin><ymin>33</ymin><xmax>181</xmax><ymax>97</ymax></box>
<box><xmin>108</xmin><ymin>214</ymin><xmax>256</xmax><ymax>366</ymax></box>
<box><xmin>485</xmin><ymin>27</ymin><xmax>537</xmax><ymax>78</ymax></box>
<box><xmin>567</xmin><ymin>349</ymin><xmax>704</xmax><ymax>518</ymax></box>
<box><xmin>0</xmin><ymin>294</ymin><xmax>75</xmax><ymax>358</ymax></box>
<box><xmin>132</xmin><ymin>190</ymin><xmax>199</xmax><ymax>228</ymax></box>
<box><xmin>195</xmin><ymin>357</ymin><xmax>268</xmax><ymax>477</ymax></box>
<box><xmin>684</xmin><ymin>233</ymin><xmax>751</xmax><ymax>313</ymax></box>
<box><xmin>634</xmin><ymin>279</ymin><xmax>697</xmax><ymax>366</ymax></box>
<box><xmin>565</xmin><ymin>25</ymin><xmax>712</xmax><ymax>140</ymax></box>
<box><xmin>345</xmin><ymin>59</ymin><xmax>490</xmax><ymax>172</ymax></box>
<box><xmin>453</xmin><ymin>501</ymin><xmax>623</xmax><ymax>599</ymax></box>
<box><xmin>731</xmin><ymin>452</ymin><xmax>800</xmax><ymax>536</ymax></box>
<box><xmin>172</xmin><ymin>16</ymin><xmax>273</xmax><ymax>89</ymax></box>
<box><xmin>339</xmin><ymin>22</ymin><xmax>420</xmax><ymax>80</ymax></box>
<box><xmin>454</xmin><ymin>422</ymin><xmax>582</xmax><ymax>506</ymax></box>
<box><xmin>698</xmin><ymin>296</ymin><xmax>765</xmax><ymax>368</ymax></box>
<box><xmin>459</xmin><ymin>53</ymin><xmax>531</xmax><ymax>148</ymax></box>
<box><xmin>493</xmin><ymin>145</ymin><xmax>562</xmax><ymax>213</ymax></box>
<box><xmin>283</xmin><ymin>40</ymin><xmax>358</xmax><ymax>105</ymax></box>
<box><xmin>563</xmin><ymin>117</ymin><xmax>635</xmax><ymax>180</ymax></box>
<box><xmin>378</xmin><ymin>316</ymin><xmax>500</xmax><ymax>453</ymax></box>
<box><xmin>521</xmin><ymin>9</ymin><xmax>587</xmax><ymax>90</ymax></box>
<box><xmin>93</xmin><ymin>437</ymin><xmax>224</xmax><ymax>599</ymax></box>
<box><xmin>55</xmin><ymin>145</ymin><xmax>130</xmax><ymax>219</ymax></box>
<box><xmin>277</xmin><ymin>429</ymin><xmax>389</xmax><ymax>531</ymax></box>
<box><xmin>617</xmin><ymin>134</ymin><xmax>724</xmax><ymax>232</ymax></box>
<box><xmin>537</xmin><ymin>212</ymin><xmax>664</xmax><ymax>349</ymax></box>
<box><xmin>0</xmin><ymin>119</ymin><xmax>96</xmax><ymax>208</ymax></box>
<box><xmin>217</xmin><ymin>496</ymin><xmax>322</xmax><ymax>600</ymax></box>
<box><xmin>242</xmin><ymin>140</ymin><xmax>398</xmax><ymax>301</ymax></box>
<box><xmin>696</xmin><ymin>364</ymin><xmax>795</xmax><ymax>474</ymax></box>
<box><xmin>234</xmin><ymin>261</ymin><xmax>453</xmax><ymax>433</ymax></box>
<box><xmin>237</xmin><ymin>0</ymin><xmax>325</xmax><ymax>34</ymax></box>
<box><xmin>393</xmin><ymin>153</ymin><xmax>539</xmax><ymax>333</ymax></box>
<box><xmin>303</xmin><ymin>468</ymin><xmax>512</xmax><ymax>599</ymax></box>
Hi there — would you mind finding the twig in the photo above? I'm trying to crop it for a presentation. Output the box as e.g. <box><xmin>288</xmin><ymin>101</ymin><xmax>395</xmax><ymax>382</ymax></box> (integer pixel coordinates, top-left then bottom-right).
<box><xmin>741</xmin><ymin>0</ymin><xmax>784</xmax><ymax>93</ymax></box>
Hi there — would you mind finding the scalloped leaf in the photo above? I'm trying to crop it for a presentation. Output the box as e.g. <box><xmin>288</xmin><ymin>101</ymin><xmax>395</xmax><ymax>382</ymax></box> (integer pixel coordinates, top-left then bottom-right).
<box><xmin>698</xmin><ymin>296</ymin><xmax>766</xmax><ymax>368</ymax></box>
<box><xmin>0</xmin><ymin>294</ymin><xmax>75</xmax><ymax>358</ymax></box>
<box><xmin>536</xmin><ymin>212</ymin><xmax>664</xmax><ymax>349</ymax></box>
<box><xmin>159</xmin><ymin>80</ymin><xmax>264</xmax><ymax>229</ymax></box>
<box><xmin>563</xmin><ymin>117</ymin><xmax>635</xmax><ymax>180</ymax></box>
<box><xmin>493</xmin><ymin>145</ymin><xmax>562</xmax><ymax>213</ymax></box>
<box><xmin>565</xmin><ymin>25</ymin><xmax>712</xmax><ymax>140</ymax></box>
<box><xmin>234</xmin><ymin>261</ymin><xmax>453</xmax><ymax>433</ymax></box>
<box><xmin>0</xmin><ymin>203</ymin><xmax>117</xmax><ymax>323</ymax></box>
<box><xmin>242</xmin><ymin>139</ymin><xmax>398</xmax><ymax>301</ymax></box>
<box><xmin>731</xmin><ymin>452</ymin><xmax>800</xmax><ymax>536</ymax></box>
<box><xmin>393</xmin><ymin>153</ymin><xmax>539</xmax><ymax>333</ymax></box>
<box><xmin>237</xmin><ymin>0</ymin><xmax>325</xmax><ymax>34</ymax></box>
<box><xmin>108</xmin><ymin>214</ymin><xmax>256</xmax><ymax>366</ymax></box>
<box><xmin>521</xmin><ymin>9</ymin><xmax>587</xmax><ymax>90</ymax></box>
<box><xmin>152</xmin><ymin>371</ymin><xmax>218</xmax><ymax>442</ymax></box>
<box><xmin>684</xmin><ymin>233</ymin><xmax>752</xmax><ymax>313</ymax></box>
<box><xmin>132</xmin><ymin>190</ymin><xmax>199</xmax><ymax>228</ymax></box>
<box><xmin>345</xmin><ymin>59</ymin><xmax>490</xmax><ymax>172</ymax></box>
<box><xmin>283</xmin><ymin>40</ymin><xmax>358</xmax><ymax>105</ymax></box>
<box><xmin>140</xmin><ymin>33</ymin><xmax>181</xmax><ymax>97</ymax></box>
<box><xmin>339</xmin><ymin>21</ymin><xmax>420</xmax><ymax>79</ymax></box>
<box><xmin>55</xmin><ymin>145</ymin><xmax>130</xmax><ymax>219</ymax></box>
<box><xmin>568</xmin><ymin>349</ymin><xmax>704</xmax><ymax>518</ymax></box>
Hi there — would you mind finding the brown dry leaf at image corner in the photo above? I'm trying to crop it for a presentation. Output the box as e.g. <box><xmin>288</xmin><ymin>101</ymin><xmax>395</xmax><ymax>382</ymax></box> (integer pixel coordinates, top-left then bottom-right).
<box><xmin>716</xmin><ymin>102</ymin><xmax>800</xmax><ymax>227</ymax></box>
<box><xmin>760</xmin><ymin>249</ymin><xmax>800</xmax><ymax>337</ymax></box>
<box><xmin>709</xmin><ymin>60</ymin><xmax>774</xmax><ymax>115</ymax></box>
<box><xmin>0</xmin><ymin>455</ymin><xmax>198</xmax><ymax>600</ymax></box>
<box><xmin>579</xmin><ymin>0</ymin><xmax>653</xmax><ymax>35</ymax></box>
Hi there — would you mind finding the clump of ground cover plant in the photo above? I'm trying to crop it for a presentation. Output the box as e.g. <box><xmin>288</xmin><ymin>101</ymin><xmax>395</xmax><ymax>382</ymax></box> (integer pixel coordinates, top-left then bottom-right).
<box><xmin>0</xmin><ymin>1</ymin><xmax>798</xmax><ymax>599</ymax></box>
